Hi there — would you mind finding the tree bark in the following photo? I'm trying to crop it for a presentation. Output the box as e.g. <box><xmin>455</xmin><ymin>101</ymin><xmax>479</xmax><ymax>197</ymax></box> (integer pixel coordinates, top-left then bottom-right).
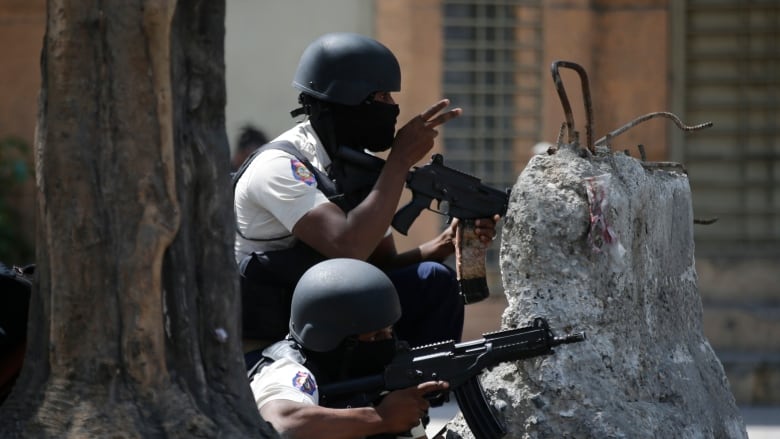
<box><xmin>0</xmin><ymin>1</ymin><xmax>277</xmax><ymax>437</ymax></box>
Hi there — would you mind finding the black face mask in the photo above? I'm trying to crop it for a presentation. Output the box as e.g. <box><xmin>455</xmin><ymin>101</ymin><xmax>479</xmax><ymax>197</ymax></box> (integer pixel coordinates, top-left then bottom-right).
<box><xmin>346</xmin><ymin>338</ymin><xmax>399</xmax><ymax>377</ymax></box>
<box><xmin>304</xmin><ymin>336</ymin><xmax>400</xmax><ymax>382</ymax></box>
<box><xmin>329</xmin><ymin>101</ymin><xmax>399</xmax><ymax>152</ymax></box>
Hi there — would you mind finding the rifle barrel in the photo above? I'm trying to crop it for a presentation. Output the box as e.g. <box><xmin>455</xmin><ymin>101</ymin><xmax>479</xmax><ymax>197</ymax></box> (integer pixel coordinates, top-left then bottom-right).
<box><xmin>553</xmin><ymin>332</ymin><xmax>586</xmax><ymax>346</ymax></box>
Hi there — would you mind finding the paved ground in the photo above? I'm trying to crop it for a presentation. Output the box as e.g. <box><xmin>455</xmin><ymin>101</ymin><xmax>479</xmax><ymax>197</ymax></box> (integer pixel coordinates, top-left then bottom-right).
<box><xmin>427</xmin><ymin>401</ymin><xmax>780</xmax><ymax>438</ymax></box>
<box><xmin>740</xmin><ymin>406</ymin><xmax>780</xmax><ymax>438</ymax></box>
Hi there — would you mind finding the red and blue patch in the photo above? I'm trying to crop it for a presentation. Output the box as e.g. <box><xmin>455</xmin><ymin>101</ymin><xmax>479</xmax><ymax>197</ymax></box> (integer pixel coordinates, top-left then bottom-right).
<box><xmin>290</xmin><ymin>159</ymin><xmax>316</xmax><ymax>186</ymax></box>
<box><xmin>292</xmin><ymin>370</ymin><xmax>316</xmax><ymax>395</ymax></box>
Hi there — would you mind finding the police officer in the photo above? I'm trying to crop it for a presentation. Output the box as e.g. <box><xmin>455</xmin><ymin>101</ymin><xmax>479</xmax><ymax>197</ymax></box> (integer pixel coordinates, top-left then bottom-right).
<box><xmin>234</xmin><ymin>32</ymin><xmax>498</xmax><ymax>356</ymax></box>
<box><xmin>249</xmin><ymin>258</ymin><xmax>447</xmax><ymax>439</ymax></box>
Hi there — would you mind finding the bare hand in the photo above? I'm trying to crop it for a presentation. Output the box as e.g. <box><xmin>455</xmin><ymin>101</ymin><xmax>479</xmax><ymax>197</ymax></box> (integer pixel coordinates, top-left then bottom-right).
<box><xmin>374</xmin><ymin>381</ymin><xmax>449</xmax><ymax>434</ymax></box>
<box><xmin>419</xmin><ymin>215</ymin><xmax>500</xmax><ymax>262</ymax></box>
<box><xmin>389</xmin><ymin>99</ymin><xmax>462</xmax><ymax>168</ymax></box>
<box><xmin>419</xmin><ymin>220</ymin><xmax>457</xmax><ymax>262</ymax></box>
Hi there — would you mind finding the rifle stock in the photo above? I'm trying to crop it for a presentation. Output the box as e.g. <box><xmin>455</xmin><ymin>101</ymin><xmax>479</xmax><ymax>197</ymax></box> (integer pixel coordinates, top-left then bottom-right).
<box><xmin>334</xmin><ymin>146</ymin><xmax>385</xmax><ymax>171</ymax></box>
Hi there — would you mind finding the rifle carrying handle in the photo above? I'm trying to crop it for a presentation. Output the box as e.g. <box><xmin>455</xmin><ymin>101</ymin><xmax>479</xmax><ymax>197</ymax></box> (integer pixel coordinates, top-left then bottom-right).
<box><xmin>456</xmin><ymin>220</ymin><xmax>490</xmax><ymax>304</ymax></box>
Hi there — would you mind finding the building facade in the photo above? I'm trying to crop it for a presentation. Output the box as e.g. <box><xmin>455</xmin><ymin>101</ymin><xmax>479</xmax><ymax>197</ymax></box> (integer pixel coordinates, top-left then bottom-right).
<box><xmin>1</xmin><ymin>0</ymin><xmax>777</xmax><ymax>404</ymax></box>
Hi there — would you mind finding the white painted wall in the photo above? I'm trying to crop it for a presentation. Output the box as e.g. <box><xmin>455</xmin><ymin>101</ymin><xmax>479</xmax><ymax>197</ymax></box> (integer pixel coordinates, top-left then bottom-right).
<box><xmin>225</xmin><ymin>0</ymin><xmax>374</xmax><ymax>152</ymax></box>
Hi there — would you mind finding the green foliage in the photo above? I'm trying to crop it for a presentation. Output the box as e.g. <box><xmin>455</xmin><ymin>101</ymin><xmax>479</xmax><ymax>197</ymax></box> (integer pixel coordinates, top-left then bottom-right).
<box><xmin>0</xmin><ymin>136</ymin><xmax>34</xmax><ymax>264</ymax></box>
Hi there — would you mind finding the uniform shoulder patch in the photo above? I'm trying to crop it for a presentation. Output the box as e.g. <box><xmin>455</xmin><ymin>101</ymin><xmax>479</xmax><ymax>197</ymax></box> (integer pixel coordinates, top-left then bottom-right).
<box><xmin>290</xmin><ymin>159</ymin><xmax>316</xmax><ymax>186</ymax></box>
<box><xmin>292</xmin><ymin>370</ymin><xmax>317</xmax><ymax>395</ymax></box>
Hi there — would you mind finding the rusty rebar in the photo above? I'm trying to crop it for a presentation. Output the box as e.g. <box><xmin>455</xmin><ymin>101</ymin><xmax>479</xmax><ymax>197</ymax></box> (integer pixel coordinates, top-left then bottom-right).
<box><xmin>637</xmin><ymin>144</ymin><xmax>647</xmax><ymax>161</ymax></box>
<box><xmin>551</xmin><ymin>60</ymin><xmax>595</xmax><ymax>154</ymax></box>
<box><xmin>594</xmin><ymin>111</ymin><xmax>713</xmax><ymax>147</ymax></box>
<box><xmin>641</xmin><ymin>161</ymin><xmax>688</xmax><ymax>174</ymax></box>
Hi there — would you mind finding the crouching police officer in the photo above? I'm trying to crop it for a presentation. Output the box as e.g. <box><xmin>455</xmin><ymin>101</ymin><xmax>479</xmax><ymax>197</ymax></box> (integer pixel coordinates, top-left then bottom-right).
<box><xmin>248</xmin><ymin>258</ymin><xmax>448</xmax><ymax>439</ymax></box>
<box><xmin>235</xmin><ymin>32</ymin><xmax>500</xmax><ymax>359</ymax></box>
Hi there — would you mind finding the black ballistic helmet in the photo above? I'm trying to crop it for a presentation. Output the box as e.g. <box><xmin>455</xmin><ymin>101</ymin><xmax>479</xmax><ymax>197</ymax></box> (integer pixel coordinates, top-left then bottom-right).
<box><xmin>290</xmin><ymin>258</ymin><xmax>401</xmax><ymax>352</ymax></box>
<box><xmin>292</xmin><ymin>32</ymin><xmax>401</xmax><ymax>106</ymax></box>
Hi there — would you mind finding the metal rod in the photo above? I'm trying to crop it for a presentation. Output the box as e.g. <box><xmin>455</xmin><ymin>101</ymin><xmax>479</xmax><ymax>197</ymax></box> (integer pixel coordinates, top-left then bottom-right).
<box><xmin>594</xmin><ymin>111</ymin><xmax>713</xmax><ymax>147</ymax></box>
<box><xmin>550</xmin><ymin>60</ymin><xmax>595</xmax><ymax>154</ymax></box>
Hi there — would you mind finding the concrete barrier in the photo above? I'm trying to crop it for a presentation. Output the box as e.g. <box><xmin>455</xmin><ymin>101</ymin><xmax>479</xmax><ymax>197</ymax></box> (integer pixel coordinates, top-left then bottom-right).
<box><xmin>446</xmin><ymin>145</ymin><xmax>747</xmax><ymax>438</ymax></box>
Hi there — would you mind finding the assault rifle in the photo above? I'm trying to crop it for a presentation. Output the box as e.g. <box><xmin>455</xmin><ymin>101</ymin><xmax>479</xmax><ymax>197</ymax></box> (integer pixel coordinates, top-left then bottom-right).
<box><xmin>333</xmin><ymin>148</ymin><xmax>511</xmax><ymax>304</ymax></box>
<box><xmin>319</xmin><ymin>318</ymin><xmax>585</xmax><ymax>439</ymax></box>
<box><xmin>393</xmin><ymin>153</ymin><xmax>510</xmax><ymax>303</ymax></box>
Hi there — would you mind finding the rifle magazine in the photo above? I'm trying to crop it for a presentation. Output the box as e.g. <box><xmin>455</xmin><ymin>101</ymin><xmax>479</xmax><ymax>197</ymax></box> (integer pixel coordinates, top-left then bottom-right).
<box><xmin>453</xmin><ymin>376</ymin><xmax>506</xmax><ymax>439</ymax></box>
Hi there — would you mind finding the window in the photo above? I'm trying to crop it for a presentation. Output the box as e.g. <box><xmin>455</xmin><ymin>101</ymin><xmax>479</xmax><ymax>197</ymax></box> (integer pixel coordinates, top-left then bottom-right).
<box><xmin>442</xmin><ymin>0</ymin><xmax>544</xmax><ymax>291</ymax></box>
<box><xmin>672</xmin><ymin>0</ymin><xmax>780</xmax><ymax>256</ymax></box>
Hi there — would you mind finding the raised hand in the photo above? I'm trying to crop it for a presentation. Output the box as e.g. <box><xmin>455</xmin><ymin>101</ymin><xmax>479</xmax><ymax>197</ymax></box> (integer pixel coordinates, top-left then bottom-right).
<box><xmin>389</xmin><ymin>99</ymin><xmax>462</xmax><ymax>168</ymax></box>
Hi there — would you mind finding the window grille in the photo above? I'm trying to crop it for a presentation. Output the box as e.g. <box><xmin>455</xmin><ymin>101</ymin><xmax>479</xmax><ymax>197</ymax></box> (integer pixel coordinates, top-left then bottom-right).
<box><xmin>441</xmin><ymin>0</ymin><xmax>544</xmax><ymax>291</ymax></box>
<box><xmin>672</xmin><ymin>0</ymin><xmax>780</xmax><ymax>256</ymax></box>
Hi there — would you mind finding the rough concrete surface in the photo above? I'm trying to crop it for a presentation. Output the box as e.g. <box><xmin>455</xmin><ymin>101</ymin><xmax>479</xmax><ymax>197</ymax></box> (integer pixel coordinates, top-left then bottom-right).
<box><xmin>446</xmin><ymin>146</ymin><xmax>748</xmax><ymax>438</ymax></box>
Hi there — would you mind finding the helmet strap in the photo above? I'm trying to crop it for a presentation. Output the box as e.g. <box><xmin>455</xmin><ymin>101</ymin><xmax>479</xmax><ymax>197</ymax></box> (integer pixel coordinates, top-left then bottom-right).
<box><xmin>290</xmin><ymin>107</ymin><xmax>306</xmax><ymax>118</ymax></box>
<box><xmin>290</xmin><ymin>93</ymin><xmax>312</xmax><ymax>119</ymax></box>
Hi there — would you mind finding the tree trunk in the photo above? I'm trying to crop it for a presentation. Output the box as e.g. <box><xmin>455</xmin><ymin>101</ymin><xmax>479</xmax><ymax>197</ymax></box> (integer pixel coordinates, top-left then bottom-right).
<box><xmin>0</xmin><ymin>1</ymin><xmax>277</xmax><ymax>437</ymax></box>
